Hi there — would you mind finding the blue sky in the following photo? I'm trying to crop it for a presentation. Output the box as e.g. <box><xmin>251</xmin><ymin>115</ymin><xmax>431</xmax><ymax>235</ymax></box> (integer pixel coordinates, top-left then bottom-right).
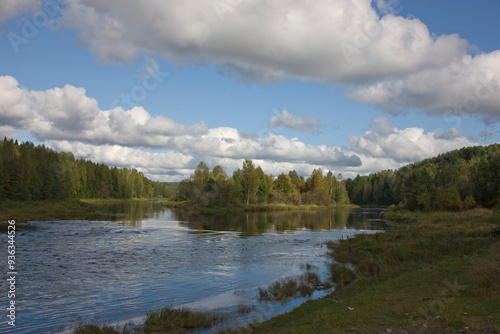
<box><xmin>1</xmin><ymin>0</ymin><xmax>499</xmax><ymax>181</ymax></box>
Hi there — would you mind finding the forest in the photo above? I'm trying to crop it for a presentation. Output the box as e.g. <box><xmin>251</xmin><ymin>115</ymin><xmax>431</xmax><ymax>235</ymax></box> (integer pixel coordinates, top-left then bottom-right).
<box><xmin>345</xmin><ymin>143</ymin><xmax>500</xmax><ymax>210</ymax></box>
<box><xmin>173</xmin><ymin>160</ymin><xmax>350</xmax><ymax>206</ymax></box>
<box><xmin>2</xmin><ymin>137</ymin><xmax>499</xmax><ymax>211</ymax></box>
<box><xmin>0</xmin><ymin>138</ymin><xmax>171</xmax><ymax>201</ymax></box>
<box><xmin>175</xmin><ymin>143</ymin><xmax>500</xmax><ymax>211</ymax></box>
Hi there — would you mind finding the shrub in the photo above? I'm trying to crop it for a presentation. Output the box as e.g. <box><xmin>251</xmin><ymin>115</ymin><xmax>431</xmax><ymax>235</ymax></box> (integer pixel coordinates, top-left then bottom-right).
<box><xmin>330</xmin><ymin>264</ymin><xmax>356</xmax><ymax>288</ymax></box>
<box><xmin>144</xmin><ymin>307</ymin><xmax>223</xmax><ymax>333</ymax></box>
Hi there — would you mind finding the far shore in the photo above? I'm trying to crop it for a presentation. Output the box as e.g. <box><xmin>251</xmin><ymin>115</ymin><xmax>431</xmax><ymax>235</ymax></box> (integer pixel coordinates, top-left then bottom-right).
<box><xmin>161</xmin><ymin>200</ymin><xmax>359</xmax><ymax>213</ymax></box>
<box><xmin>0</xmin><ymin>198</ymin><xmax>166</xmax><ymax>224</ymax></box>
<box><xmin>0</xmin><ymin>198</ymin><xmax>361</xmax><ymax>229</ymax></box>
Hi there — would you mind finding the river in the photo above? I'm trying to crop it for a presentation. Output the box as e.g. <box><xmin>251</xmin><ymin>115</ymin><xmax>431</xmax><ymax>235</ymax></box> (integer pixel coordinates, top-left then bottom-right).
<box><xmin>0</xmin><ymin>202</ymin><xmax>388</xmax><ymax>333</ymax></box>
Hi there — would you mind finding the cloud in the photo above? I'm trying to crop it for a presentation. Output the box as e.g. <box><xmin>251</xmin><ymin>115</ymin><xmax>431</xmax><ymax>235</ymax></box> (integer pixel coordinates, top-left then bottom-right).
<box><xmin>479</xmin><ymin>131</ymin><xmax>494</xmax><ymax>140</ymax></box>
<box><xmin>0</xmin><ymin>75</ymin><xmax>480</xmax><ymax>180</ymax></box>
<box><xmin>49</xmin><ymin>140</ymin><xmax>358</xmax><ymax>182</ymax></box>
<box><xmin>49</xmin><ymin>140</ymin><xmax>195</xmax><ymax>182</ymax></box>
<box><xmin>57</xmin><ymin>0</ymin><xmax>464</xmax><ymax>80</ymax></box>
<box><xmin>347</xmin><ymin>52</ymin><xmax>500</xmax><ymax>122</ymax></box>
<box><xmin>0</xmin><ymin>76</ymin><xmax>34</xmax><ymax>126</ymax></box>
<box><xmin>374</xmin><ymin>0</ymin><xmax>402</xmax><ymax>15</ymax></box>
<box><xmin>177</xmin><ymin>127</ymin><xmax>361</xmax><ymax>166</ymax></box>
<box><xmin>348</xmin><ymin>117</ymin><xmax>476</xmax><ymax>163</ymax></box>
<box><xmin>31</xmin><ymin>84</ymin><xmax>101</xmax><ymax>134</ymax></box>
<box><xmin>340</xmin><ymin>153</ymin><xmax>401</xmax><ymax>179</ymax></box>
<box><xmin>50</xmin><ymin>0</ymin><xmax>500</xmax><ymax>121</ymax></box>
<box><xmin>0</xmin><ymin>75</ymin><xmax>362</xmax><ymax>180</ymax></box>
<box><xmin>0</xmin><ymin>0</ymin><xmax>39</xmax><ymax>26</ymax></box>
<box><xmin>0</xmin><ymin>125</ymin><xmax>15</xmax><ymax>139</ymax></box>
<box><xmin>338</xmin><ymin>117</ymin><xmax>480</xmax><ymax>178</ymax></box>
<box><xmin>269</xmin><ymin>110</ymin><xmax>321</xmax><ymax>134</ymax></box>
<box><xmin>0</xmin><ymin>76</ymin><xmax>207</xmax><ymax>146</ymax></box>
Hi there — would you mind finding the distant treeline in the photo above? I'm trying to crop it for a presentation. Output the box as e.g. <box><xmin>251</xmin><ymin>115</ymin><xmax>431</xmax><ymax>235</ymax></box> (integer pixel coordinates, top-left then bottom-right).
<box><xmin>0</xmin><ymin>138</ymin><xmax>171</xmax><ymax>201</ymax></box>
<box><xmin>176</xmin><ymin>144</ymin><xmax>500</xmax><ymax>211</ymax></box>
<box><xmin>174</xmin><ymin>160</ymin><xmax>350</xmax><ymax>206</ymax></box>
<box><xmin>3</xmin><ymin>137</ymin><xmax>499</xmax><ymax>210</ymax></box>
<box><xmin>345</xmin><ymin>143</ymin><xmax>500</xmax><ymax>210</ymax></box>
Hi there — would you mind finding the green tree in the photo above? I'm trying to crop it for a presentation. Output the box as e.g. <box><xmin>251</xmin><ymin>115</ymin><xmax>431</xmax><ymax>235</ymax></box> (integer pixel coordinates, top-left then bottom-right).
<box><xmin>241</xmin><ymin>159</ymin><xmax>260</xmax><ymax>205</ymax></box>
<box><xmin>304</xmin><ymin>168</ymin><xmax>330</xmax><ymax>205</ymax></box>
<box><xmin>274</xmin><ymin>173</ymin><xmax>293</xmax><ymax>200</ymax></box>
<box><xmin>288</xmin><ymin>170</ymin><xmax>305</xmax><ymax>193</ymax></box>
<box><xmin>255</xmin><ymin>167</ymin><xmax>270</xmax><ymax>204</ymax></box>
<box><xmin>335</xmin><ymin>174</ymin><xmax>350</xmax><ymax>204</ymax></box>
<box><xmin>326</xmin><ymin>171</ymin><xmax>337</xmax><ymax>203</ymax></box>
<box><xmin>0</xmin><ymin>139</ymin><xmax>170</xmax><ymax>201</ymax></box>
<box><xmin>189</xmin><ymin>162</ymin><xmax>210</xmax><ymax>204</ymax></box>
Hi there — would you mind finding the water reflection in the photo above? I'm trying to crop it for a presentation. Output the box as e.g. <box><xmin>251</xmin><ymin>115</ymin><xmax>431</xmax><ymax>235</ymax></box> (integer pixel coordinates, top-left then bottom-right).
<box><xmin>104</xmin><ymin>202</ymin><xmax>391</xmax><ymax>234</ymax></box>
<box><xmin>79</xmin><ymin>201</ymin><xmax>165</xmax><ymax>224</ymax></box>
<box><xmin>174</xmin><ymin>209</ymin><xmax>353</xmax><ymax>234</ymax></box>
<box><xmin>0</xmin><ymin>202</ymin><xmax>389</xmax><ymax>334</ymax></box>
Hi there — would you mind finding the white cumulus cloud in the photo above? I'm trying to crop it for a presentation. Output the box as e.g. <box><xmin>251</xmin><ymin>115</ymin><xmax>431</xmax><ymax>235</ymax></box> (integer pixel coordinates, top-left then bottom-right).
<box><xmin>348</xmin><ymin>52</ymin><xmax>500</xmax><ymax>122</ymax></box>
<box><xmin>269</xmin><ymin>110</ymin><xmax>321</xmax><ymax>134</ymax></box>
<box><xmin>0</xmin><ymin>75</ymin><xmax>363</xmax><ymax>180</ymax></box>
<box><xmin>57</xmin><ymin>0</ymin><xmax>464</xmax><ymax>81</ymax></box>
<box><xmin>49</xmin><ymin>140</ymin><xmax>195</xmax><ymax>182</ymax></box>
<box><xmin>0</xmin><ymin>76</ymin><xmax>34</xmax><ymax>126</ymax></box>
<box><xmin>49</xmin><ymin>0</ymin><xmax>500</xmax><ymax>121</ymax></box>
<box><xmin>0</xmin><ymin>0</ymin><xmax>40</xmax><ymax>26</ymax></box>
<box><xmin>0</xmin><ymin>76</ymin><xmax>207</xmax><ymax>146</ymax></box>
<box><xmin>348</xmin><ymin>117</ymin><xmax>476</xmax><ymax>164</ymax></box>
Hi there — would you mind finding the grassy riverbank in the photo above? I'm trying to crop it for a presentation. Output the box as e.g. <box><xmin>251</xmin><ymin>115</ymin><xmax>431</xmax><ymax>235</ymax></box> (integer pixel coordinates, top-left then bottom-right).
<box><xmin>0</xmin><ymin>199</ymin><xmax>92</xmax><ymax>224</ymax></box>
<box><xmin>244</xmin><ymin>208</ymin><xmax>500</xmax><ymax>333</ymax></box>
<box><xmin>161</xmin><ymin>200</ymin><xmax>359</xmax><ymax>213</ymax></box>
<box><xmin>0</xmin><ymin>198</ymin><xmax>166</xmax><ymax>225</ymax></box>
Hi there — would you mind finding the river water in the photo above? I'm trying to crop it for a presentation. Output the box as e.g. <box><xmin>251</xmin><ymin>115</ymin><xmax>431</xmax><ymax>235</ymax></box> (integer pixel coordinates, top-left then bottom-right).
<box><xmin>0</xmin><ymin>202</ymin><xmax>388</xmax><ymax>333</ymax></box>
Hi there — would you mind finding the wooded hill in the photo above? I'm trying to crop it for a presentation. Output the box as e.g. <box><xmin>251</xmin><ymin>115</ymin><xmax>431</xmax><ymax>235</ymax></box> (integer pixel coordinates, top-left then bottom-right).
<box><xmin>175</xmin><ymin>144</ymin><xmax>500</xmax><ymax>210</ymax></box>
<box><xmin>173</xmin><ymin>160</ymin><xmax>351</xmax><ymax>206</ymax></box>
<box><xmin>0</xmin><ymin>138</ymin><xmax>171</xmax><ymax>201</ymax></box>
<box><xmin>345</xmin><ymin>143</ymin><xmax>500</xmax><ymax>210</ymax></box>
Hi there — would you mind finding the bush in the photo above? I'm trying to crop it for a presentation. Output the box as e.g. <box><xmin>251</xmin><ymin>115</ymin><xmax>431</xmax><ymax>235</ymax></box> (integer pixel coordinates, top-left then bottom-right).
<box><xmin>144</xmin><ymin>307</ymin><xmax>223</xmax><ymax>333</ymax></box>
<box><xmin>463</xmin><ymin>195</ymin><xmax>477</xmax><ymax>210</ymax></box>
<box><xmin>330</xmin><ymin>264</ymin><xmax>356</xmax><ymax>288</ymax></box>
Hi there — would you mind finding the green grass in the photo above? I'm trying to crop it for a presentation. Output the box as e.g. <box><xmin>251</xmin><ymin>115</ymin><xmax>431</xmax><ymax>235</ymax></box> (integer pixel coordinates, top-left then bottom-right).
<box><xmin>0</xmin><ymin>198</ymin><xmax>169</xmax><ymax>225</ymax></box>
<box><xmin>160</xmin><ymin>201</ymin><xmax>359</xmax><ymax>214</ymax></box>
<box><xmin>144</xmin><ymin>307</ymin><xmax>224</xmax><ymax>333</ymax></box>
<box><xmin>72</xmin><ymin>324</ymin><xmax>121</xmax><ymax>334</ymax></box>
<box><xmin>0</xmin><ymin>199</ymin><xmax>95</xmax><ymax>223</ymax></box>
<box><xmin>70</xmin><ymin>307</ymin><xmax>225</xmax><ymax>334</ymax></box>
<box><xmin>242</xmin><ymin>203</ymin><xmax>359</xmax><ymax>212</ymax></box>
<box><xmin>79</xmin><ymin>198</ymin><xmax>166</xmax><ymax>205</ymax></box>
<box><xmin>71</xmin><ymin>321</ymin><xmax>141</xmax><ymax>334</ymax></box>
<box><xmin>259</xmin><ymin>278</ymin><xmax>299</xmax><ymax>303</ymax></box>
<box><xmin>258</xmin><ymin>269</ymin><xmax>333</xmax><ymax>303</ymax></box>
<box><xmin>244</xmin><ymin>208</ymin><xmax>500</xmax><ymax>333</ymax></box>
<box><xmin>329</xmin><ymin>263</ymin><xmax>356</xmax><ymax>289</ymax></box>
